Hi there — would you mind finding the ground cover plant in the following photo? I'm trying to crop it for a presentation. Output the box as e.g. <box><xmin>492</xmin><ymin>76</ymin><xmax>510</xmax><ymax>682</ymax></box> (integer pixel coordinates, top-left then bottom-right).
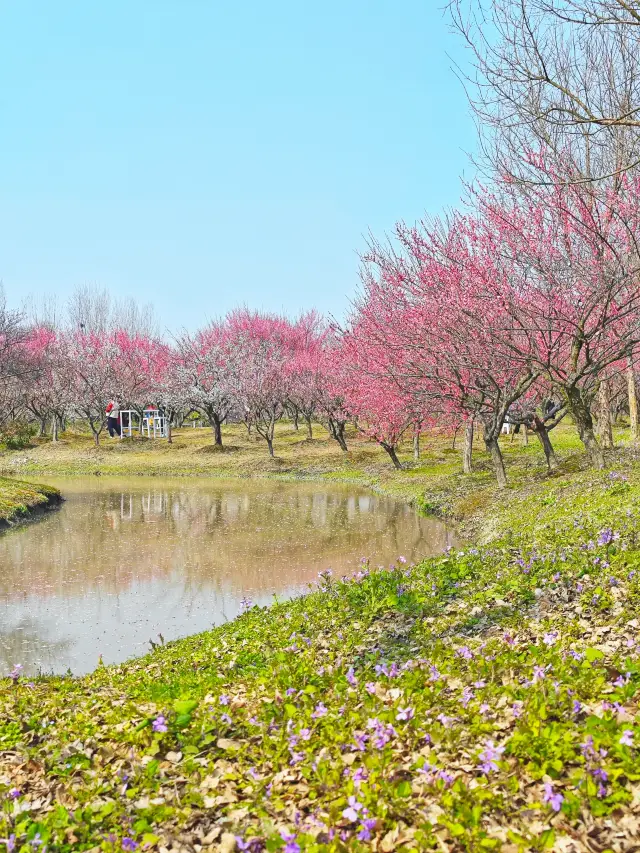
<box><xmin>0</xmin><ymin>476</ymin><xmax>59</xmax><ymax>527</ymax></box>
<box><xmin>2</xmin><ymin>434</ymin><xmax>640</xmax><ymax>852</ymax></box>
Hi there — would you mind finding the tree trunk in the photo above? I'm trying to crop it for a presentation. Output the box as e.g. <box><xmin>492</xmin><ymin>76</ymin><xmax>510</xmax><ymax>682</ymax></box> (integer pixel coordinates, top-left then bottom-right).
<box><xmin>484</xmin><ymin>435</ymin><xmax>507</xmax><ymax>488</ymax></box>
<box><xmin>413</xmin><ymin>429</ymin><xmax>420</xmax><ymax>460</ymax></box>
<box><xmin>597</xmin><ymin>379</ymin><xmax>613</xmax><ymax>449</ymax></box>
<box><xmin>167</xmin><ymin>415</ymin><xmax>173</xmax><ymax>445</ymax></box>
<box><xmin>51</xmin><ymin>415</ymin><xmax>59</xmax><ymax>443</ymax></box>
<box><xmin>39</xmin><ymin>417</ymin><xmax>47</xmax><ymax>437</ymax></box>
<box><xmin>212</xmin><ymin>415</ymin><xmax>223</xmax><ymax>447</ymax></box>
<box><xmin>463</xmin><ymin>418</ymin><xmax>474</xmax><ymax>474</ymax></box>
<box><xmin>381</xmin><ymin>442</ymin><xmax>402</xmax><ymax>470</ymax></box>
<box><xmin>522</xmin><ymin>425</ymin><xmax>528</xmax><ymax>446</ymax></box>
<box><xmin>305</xmin><ymin>415</ymin><xmax>313</xmax><ymax>440</ymax></box>
<box><xmin>266</xmin><ymin>436</ymin><xmax>274</xmax><ymax>457</ymax></box>
<box><xmin>628</xmin><ymin>358</ymin><xmax>638</xmax><ymax>444</ymax></box>
<box><xmin>564</xmin><ymin>386</ymin><xmax>605</xmax><ymax>469</ymax></box>
<box><xmin>532</xmin><ymin>416</ymin><xmax>557</xmax><ymax>471</ymax></box>
<box><xmin>328</xmin><ymin>418</ymin><xmax>348</xmax><ymax>451</ymax></box>
<box><xmin>292</xmin><ymin>409</ymin><xmax>299</xmax><ymax>430</ymax></box>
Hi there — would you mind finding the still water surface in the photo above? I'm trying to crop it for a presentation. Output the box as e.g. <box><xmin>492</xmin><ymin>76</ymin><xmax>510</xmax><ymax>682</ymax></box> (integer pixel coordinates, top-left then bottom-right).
<box><xmin>1</xmin><ymin>478</ymin><xmax>457</xmax><ymax>675</ymax></box>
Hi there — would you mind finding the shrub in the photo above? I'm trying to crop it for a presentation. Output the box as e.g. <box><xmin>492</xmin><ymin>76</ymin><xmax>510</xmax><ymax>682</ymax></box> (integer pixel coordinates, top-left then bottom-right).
<box><xmin>0</xmin><ymin>420</ymin><xmax>36</xmax><ymax>449</ymax></box>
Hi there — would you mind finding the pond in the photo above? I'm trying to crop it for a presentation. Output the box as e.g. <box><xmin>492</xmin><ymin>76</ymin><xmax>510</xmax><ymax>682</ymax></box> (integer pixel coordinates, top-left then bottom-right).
<box><xmin>0</xmin><ymin>478</ymin><xmax>458</xmax><ymax>675</ymax></box>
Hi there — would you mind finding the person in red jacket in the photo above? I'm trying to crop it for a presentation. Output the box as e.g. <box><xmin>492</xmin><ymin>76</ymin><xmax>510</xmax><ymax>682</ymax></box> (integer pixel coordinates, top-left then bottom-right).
<box><xmin>105</xmin><ymin>400</ymin><xmax>122</xmax><ymax>437</ymax></box>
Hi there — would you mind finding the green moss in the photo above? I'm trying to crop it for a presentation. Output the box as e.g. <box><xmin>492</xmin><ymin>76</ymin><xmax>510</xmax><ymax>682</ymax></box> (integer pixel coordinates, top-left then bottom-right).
<box><xmin>0</xmin><ymin>476</ymin><xmax>60</xmax><ymax>525</ymax></box>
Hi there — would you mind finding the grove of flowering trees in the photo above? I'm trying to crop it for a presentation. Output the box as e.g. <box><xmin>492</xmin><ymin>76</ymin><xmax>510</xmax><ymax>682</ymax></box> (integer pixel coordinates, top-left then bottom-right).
<box><xmin>3</xmin><ymin>150</ymin><xmax>640</xmax><ymax>485</ymax></box>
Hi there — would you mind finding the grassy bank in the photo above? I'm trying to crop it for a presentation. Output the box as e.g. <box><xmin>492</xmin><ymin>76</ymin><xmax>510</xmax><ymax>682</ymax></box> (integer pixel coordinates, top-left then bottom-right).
<box><xmin>0</xmin><ymin>476</ymin><xmax>60</xmax><ymax>528</ymax></box>
<box><xmin>2</xmin><ymin>426</ymin><xmax>640</xmax><ymax>850</ymax></box>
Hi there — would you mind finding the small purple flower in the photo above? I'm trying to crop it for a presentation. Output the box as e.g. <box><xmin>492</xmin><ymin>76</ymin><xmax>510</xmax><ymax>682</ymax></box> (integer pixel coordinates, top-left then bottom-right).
<box><xmin>598</xmin><ymin>528</ymin><xmax>614</xmax><ymax>546</ymax></box>
<box><xmin>151</xmin><ymin>715</ymin><xmax>167</xmax><ymax>733</ymax></box>
<box><xmin>512</xmin><ymin>702</ymin><xmax>523</xmax><ymax>718</ymax></box>
<box><xmin>396</xmin><ymin>707</ymin><xmax>414</xmax><ymax>721</ymax></box>
<box><xmin>572</xmin><ymin>699</ymin><xmax>582</xmax><ymax>715</ymax></box>
<box><xmin>240</xmin><ymin>597</ymin><xmax>253</xmax><ymax>612</ymax></box>
<box><xmin>1</xmin><ymin>836</ymin><xmax>16</xmax><ymax>853</ymax></box>
<box><xmin>122</xmin><ymin>840</ymin><xmax>138</xmax><ymax>852</ymax></box>
<box><xmin>357</xmin><ymin>818</ymin><xmax>377</xmax><ymax>841</ymax></box>
<box><xmin>614</xmin><ymin>672</ymin><xmax>631</xmax><ymax>688</ymax></box>
<box><xmin>456</xmin><ymin>646</ymin><xmax>474</xmax><ymax>660</ymax></box>
<box><xmin>311</xmin><ymin>702</ymin><xmax>327</xmax><ymax>719</ymax></box>
<box><xmin>346</xmin><ymin>667</ymin><xmax>357</xmax><ymax>687</ymax></box>
<box><xmin>8</xmin><ymin>788</ymin><xmax>20</xmax><ymax>799</ymax></box>
<box><xmin>221</xmin><ymin>713</ymin><xmax>232</xmax><ymax>724</ymax></box>
<box><xmin>219</xmin><ymin>694</ymin><xmax>230</xmax><ymax>705</ymax></box>
<box><xmin>620</xmin><ymin>729</ymin><xmax>634</xmax><ymax>746</ymax></box>
<box><xmin>543</xmin><ymin>782</ymin><xmax>564</xmax><ymax>812</ymax></box>
<box><xmin>532</xmin><ymin>665</ymin><xmax>546</xmax><ymax>682</ymax></box>
<box><xmin>543</xmin><ymin>631</ymin><xmax>558</xmax><ymax>646</ymax></box>
<box><xmin>477</xmin><ymin>740</ymin><xmax>505</xmax><ymax>774</ymax></box>
<box><xmin>9</xmin><ymin>664</ymin><xmax>22</xmax><ymax>683</ymax></box>
<box><xmin>342</xmin><ymin>795</ymin><xmax>363</xmax><ymax>822</ymax></box>
<box><xmin>280</xmin><ymin>829</ymin><xmax>300</xmax><ymax>853</ymax></box>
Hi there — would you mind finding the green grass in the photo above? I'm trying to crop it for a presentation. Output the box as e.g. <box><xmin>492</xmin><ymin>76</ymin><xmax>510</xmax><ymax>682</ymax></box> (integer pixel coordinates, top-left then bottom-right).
<box><xmin>2</xmin><ymin>423</ymin><xmax>640</xmax><ymax>850</ymax></box>
<box><xmin>0</xmin><ymin>476</ymin><xmax>60</xmax><ymax>526</ymax></box>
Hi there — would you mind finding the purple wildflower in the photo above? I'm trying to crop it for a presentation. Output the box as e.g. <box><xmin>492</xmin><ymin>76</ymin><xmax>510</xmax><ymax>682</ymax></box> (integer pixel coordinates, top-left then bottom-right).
<box><xmin>151</xmin><ymin>715</ymin><xmax>167</xmax><ymax>733</ymax></box>
<box><xmin>122</xmin><ymin>840</ymin><xmax>138</xmax><ymax>852</ymax></box>
<box><xmin>9</xmin><ymin>664</ymin><xmax>22</xmax><ymax>683</ymax></box>
<box><xmin>342</xmin><ymin>795</ymin><xmax>363</xmax><ymax>822</ymax></box>
<box><xmin>240</xmin><ymin>597</ymin><xmax>253</xmax><ymax>612</ymax></box>
<box><xmin>620</xmin><ymin>729</ymin><xmax>634</xmax><ymax>746</ymax></box>
<box><xmin>543</xmin><ymin>631</ymin><xmax>558</xmax><ymax>646</ymax></box>
<box><xmin>346</xmin><ymin>667</ymin><xmax>357</xmax><ymax>687</ymax></box>
<box><xmin>543</xmin><ymin>782</ymin><xmax>564</xmax><ymax>812</ymax></box>
<box><xmin>396</xmin><ymin>707</ymin><xmax>414</xmax><ymax>721</ymax></box>
<box><xmin>456</xmin><ymin>646</ymin><xmax>474</xmax><ymax>660</ymax></box>
<box><xmin>311</xmin><ymin>702</ymin><xmax>327</xmax><ymax>719</ymax></box>
<box><xmin>219</xmin><ymin>694</ymin><xmax>230</xmax><ymax>705</ymax></box>
<box><xmin>532</xmin><ymin>665</ymin><xmax>547</xmax><ymax>682</ymax></box>
<box><xmin>357</xmin><ymin>817</ymin><xmax>377</xmax><ymax>841</ymax></box>
<box><xmin>279</xmin><ymin>830</ymin><xmax>300</xmax><ymax>853</ymax></box>
<box><xmin>598</xmin><ymin>528</ymin><xmax>614</xmax><ymax>546</ymax></box>
<box><xmin>221</xmin><ymin>712</ymin><xmax>232</xmax><ymax>724</ymax></box>
<box><xmin>478</xmin><ymin>740</ymin><xmax>505</xmax><ymax>774</ymax></box>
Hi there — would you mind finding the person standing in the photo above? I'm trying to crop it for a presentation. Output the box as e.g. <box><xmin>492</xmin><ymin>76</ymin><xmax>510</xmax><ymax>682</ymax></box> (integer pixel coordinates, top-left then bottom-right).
<box><xmin>106</xmin><ymin>400</ymin><xmax>122</xmax><ymax>438</ymax></box>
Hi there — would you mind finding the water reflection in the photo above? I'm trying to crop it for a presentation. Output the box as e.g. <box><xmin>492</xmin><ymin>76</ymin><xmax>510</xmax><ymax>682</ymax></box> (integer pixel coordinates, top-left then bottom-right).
<box><xmin>0</xmin><ymin>478</ymin><xmax>457</xmax><ymax>675</ymax></box>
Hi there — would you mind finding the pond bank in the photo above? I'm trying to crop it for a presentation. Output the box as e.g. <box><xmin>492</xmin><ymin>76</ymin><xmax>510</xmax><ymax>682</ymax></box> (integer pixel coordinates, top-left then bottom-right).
<box><xmin>0</xmin><ymin>476</ymin><xmax>61</xmax><ymax>529</ymax></box>
<box><xmin>2</xmin><ymin>432</ymin><xmax>640</xmax><ymax>851</ymax></box>
<box><xmin>0</xmin><ymin>420</ymin><xmax>612</xmax><ymax>539</ymax></box>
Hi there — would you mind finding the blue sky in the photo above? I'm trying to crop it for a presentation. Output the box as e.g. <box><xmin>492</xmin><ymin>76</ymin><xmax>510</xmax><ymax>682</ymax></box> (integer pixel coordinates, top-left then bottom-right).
<box><xmin>0</xmin><ymin>1</ymin><xmax>476</xmax><ymax>331</ymax></box>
